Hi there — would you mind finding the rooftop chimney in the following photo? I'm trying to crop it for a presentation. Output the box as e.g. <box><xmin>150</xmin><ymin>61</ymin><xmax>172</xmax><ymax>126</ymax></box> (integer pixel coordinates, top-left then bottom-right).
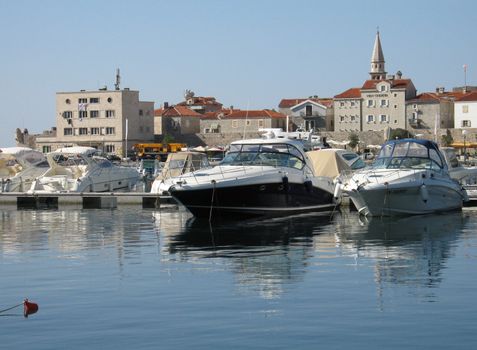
<box><xmin>436</xmin><ymin>87</ymin><xmax>445</xmax><ymax>94</ymax></box>
<box><xmin>164</xmin><ymin>102</ymin><xmax>169</xmax><ymax>109</ymax></box>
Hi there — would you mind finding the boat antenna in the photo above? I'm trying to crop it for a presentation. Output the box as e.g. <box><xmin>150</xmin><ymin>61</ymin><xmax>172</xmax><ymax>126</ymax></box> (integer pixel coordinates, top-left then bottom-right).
<box><xmin>115</xmin><ymin>68</ymin><xmax>121</xmax><ymax>90</ymax></box>
<box><xmin>242</xmin><ymin>101</ymin><xmax>250</xmax><ymax>140</ymax></box>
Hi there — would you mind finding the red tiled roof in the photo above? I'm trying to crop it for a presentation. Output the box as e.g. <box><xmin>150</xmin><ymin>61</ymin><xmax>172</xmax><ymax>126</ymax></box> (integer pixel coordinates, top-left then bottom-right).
<box><xmin>154</xmin><ymin>105</ymin><xmax>203</xmax><ymax>117</ymax></box>
<box><xmin>456</xmin><ymin>91</ymin><xmax>477</xmax><ymax>102</ymax></box>
<box><xmin>409</xmin><ymin>91</ymin><xmax>468</xmax><ymax>103</ymax></box>
<box><xmin>334</xmin><ymin>88</ymin><xmax>361</xmax><ymax>99</ymax></box>
<box><xmin>177</xmin><ymin>96</ymin><xmax>222</xmax><ymax>106</ymax></box>
<box><xmin>225</xmin><ymin>109</ymin><xmax>286</xmax><ymax>119</ymax></box>
<box><xmin>201</xmin><ymin>108</ymin><xmax>241</xmax><ymax>120</ymax></box>
<box><xmin>361</xmin><ymin>79</ymin><xmax>413</xmax><ymax>90</ymax></box>
<box><xmin>279</xmin><ymin>98</ymin><xmax>332</xmax><ymax>108</ymax></box>
<box><xmin>408</xmin><ymin>93</ymin><xmax>441</xmax><ymax>103</ymax></box>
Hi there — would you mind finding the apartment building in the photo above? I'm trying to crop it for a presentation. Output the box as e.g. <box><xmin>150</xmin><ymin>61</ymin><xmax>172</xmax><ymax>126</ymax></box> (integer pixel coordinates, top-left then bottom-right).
<box><xmin>36</xmin><ymin>88</ymin><xmax>154</xmax><ymax>156</ymax></box>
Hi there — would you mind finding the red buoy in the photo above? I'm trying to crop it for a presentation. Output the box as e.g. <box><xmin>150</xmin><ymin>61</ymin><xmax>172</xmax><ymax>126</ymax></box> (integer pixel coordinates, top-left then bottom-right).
<box><xmin>23</xmin><ymin>299</ymin><xmax>39</xmax><ymax>318</ymax></box>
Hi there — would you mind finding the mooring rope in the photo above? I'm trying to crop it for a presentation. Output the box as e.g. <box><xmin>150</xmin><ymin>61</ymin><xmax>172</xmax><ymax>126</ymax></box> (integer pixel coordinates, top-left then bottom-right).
<box><xmin>209</xmin><ymin>180</ymin><xmax>216</xmax><ymax>222</ymax></box>
<box><xmin>0</xmin><ymin>302</ymin><xmax>23</xmax><ymax>314</ymax></box>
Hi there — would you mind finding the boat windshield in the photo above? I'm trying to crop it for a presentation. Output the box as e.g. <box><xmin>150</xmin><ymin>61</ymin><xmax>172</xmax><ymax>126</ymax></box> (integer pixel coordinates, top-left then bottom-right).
<box><xmin>221</xmin><ymin>143</ymin><xmax>305</xmax><ymax>169</ymax></box>
<box><xmin>372</xmin><ymin>141</ymin><xmax>445</xmax><ymax>170</ymax></box>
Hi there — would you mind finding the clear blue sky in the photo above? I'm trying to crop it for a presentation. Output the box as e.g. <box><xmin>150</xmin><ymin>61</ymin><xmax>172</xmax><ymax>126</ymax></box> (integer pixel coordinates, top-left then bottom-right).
<box><xmin>1</xmin><ymin>0</ymin><xmax>476</xmax><ymax>146</ymax></box>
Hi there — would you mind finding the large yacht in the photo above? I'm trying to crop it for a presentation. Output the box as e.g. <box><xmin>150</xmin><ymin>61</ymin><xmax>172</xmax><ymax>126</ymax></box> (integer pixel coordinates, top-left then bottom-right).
<box><xmin>168</xmin><ymin>136</ymin><xmax>349</xmax><ymax>219</ymax></box>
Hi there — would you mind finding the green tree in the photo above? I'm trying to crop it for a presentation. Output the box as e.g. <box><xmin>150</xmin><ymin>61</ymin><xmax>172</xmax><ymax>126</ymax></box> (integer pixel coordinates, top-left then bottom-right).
<box><xmin>348</xmin><ymin>132</ymin><xmax>359</xmax><ymax>149</ymax></box>
<box><xmin>441</xmin><ymin>129</ymin><xmax>454</xmax><ymax>147</ymax></box>
<box><xmin>162</xmin><ymin>134</ymin><xmax>175</xmax><ymax>144</ymax></box>
<box><xmin>389</xmin><ymin>128</ymin><xmax>413</xmax><ymax>140</ymax></box>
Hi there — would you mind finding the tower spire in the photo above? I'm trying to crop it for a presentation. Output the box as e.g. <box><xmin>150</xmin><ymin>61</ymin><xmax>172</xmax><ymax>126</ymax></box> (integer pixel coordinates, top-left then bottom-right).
<box><xmin>370</xmin><ymin>29</ymin><xmax>386</xmax><ymax>80</ymax></box>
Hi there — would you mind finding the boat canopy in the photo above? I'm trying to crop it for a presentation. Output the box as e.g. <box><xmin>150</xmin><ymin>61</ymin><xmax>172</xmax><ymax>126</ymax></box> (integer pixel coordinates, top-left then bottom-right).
<box><xmin>306</xmin><ymin>150</ymin><xmax>350</xmax><ymax>178</ymax></box>
<box><xmin>158</xmin><ymin>152</ymin><xmax>210</xmax><ymax>180</ymax></box>
<box><xmin>374</xmin><ymin>138</ymin><xmax>446</xmax><ymax>170</ymax></box>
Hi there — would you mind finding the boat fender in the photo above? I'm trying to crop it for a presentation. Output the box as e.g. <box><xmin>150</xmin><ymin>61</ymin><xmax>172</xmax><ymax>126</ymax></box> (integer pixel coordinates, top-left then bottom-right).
<box><xmin>420</xmin><ymin>184</ymin><xmax>429</xmax><ymax>203</ymax></box>
<box><xmin>333</xmin><ymin>182</ymin><xmax>342</xmax><ymax>199</ymax></box>
<box><xmin>304</xmin><ymin>180</ymin><xmax>313</xmax><ymax>193</ymax></box>
<box><xmin>282</xmin><ymin>176</ymin><xmax>289</xmax><ymax>191</ymax></box>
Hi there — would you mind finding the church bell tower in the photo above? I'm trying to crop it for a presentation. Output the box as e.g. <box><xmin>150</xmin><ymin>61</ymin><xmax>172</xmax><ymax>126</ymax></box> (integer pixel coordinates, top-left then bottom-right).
<box><xmin>369</xmin><ymin>30</ymin><xmax>386</xmax><ymax>80</ymax></box>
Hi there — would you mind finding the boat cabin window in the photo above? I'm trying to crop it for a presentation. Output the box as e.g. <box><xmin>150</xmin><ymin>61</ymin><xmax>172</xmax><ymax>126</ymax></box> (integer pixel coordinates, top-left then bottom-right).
<box><xmin>374</xmin><ymin>141</ymin><xmax>444</xmax><ymax>170</ymax></box>
<box><xmin>221</xmin><ymin>143</ymin><xmax>305</xmax><ymax>169</ymax></box>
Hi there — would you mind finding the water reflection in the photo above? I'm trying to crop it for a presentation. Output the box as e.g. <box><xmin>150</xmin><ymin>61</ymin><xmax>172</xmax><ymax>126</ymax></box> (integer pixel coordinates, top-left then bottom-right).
<box><xmin>156</xmin><ymin>211</ymin><xmax>334</xmax><ymax>299</ymax></box>
<box><xmin>157</xmin><ymin>209</ymin><xmax>468</xmax><ymax>302</ymax></box>
<box><xmin>330</xmin><ymin>211</ymin><xmax>466</xmax><ymax>303</ymax></box>
<box><xmin>0</xmin><ymin>209</ymin><xmax>159</xmax><ymax>263</ymax></box>
<box><xmin>0</xmin><ymin>207</ymin><xmax>471</xmax><ymax>305</ymax></box>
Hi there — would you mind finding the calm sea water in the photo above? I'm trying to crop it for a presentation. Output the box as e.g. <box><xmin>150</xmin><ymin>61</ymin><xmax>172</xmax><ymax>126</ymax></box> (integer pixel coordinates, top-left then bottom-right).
<box><xmin>1</xmin><ymin>206</ymin><xmax>477</xmax><ymax>349</ymax></box>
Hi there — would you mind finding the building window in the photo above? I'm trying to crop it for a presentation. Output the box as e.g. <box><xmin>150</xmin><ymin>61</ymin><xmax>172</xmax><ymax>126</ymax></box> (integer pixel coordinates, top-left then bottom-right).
<box><xmin>42</xmin><ymin>145</ymin><xmax>51</xmax><ymax>153</ymax></box>
<box><xmin>79</xmin><ymin>127</ymin><xmax>88</xmax><ymax>135</ymax></box>
<box><xmin>232</xmin><ymin>120</ymin><xmax>238</xmax><ymax>128</ymax></box>
<box><xmin>62</xmin><ymin>111</ymin><xmax>73</xmax><ymax>119</ymax></box>
<box><xmin>78</xmin><ymin>98</ymin><xmax>87</xmax><ymax>103</ymax></box>
<box><xmin>367</xmin><ymin>115</ymin><xmax>374</xmax><ymax>122</ymax></box>
<box><xmin>305</xmin><ymin>105</ymin><xmax>312</xmax><ymax>116</ymax></box>
<box><xmin>107</xmin><ymin>97</ymin><xmax>113</xmax><ymax>103</ymax></box>
<box><xmin>380</xmin><ymin>99</ymin><xmax>388</xmax><ymax>107</ymax></box>
<box><xmin>462</xmin><ymin>120</ymin><xmax>471</xmax><ymax>127</ymax></box>
<box><xmin>105</xmin><ymin>145</ymin><xmax>115</xmax><ymax>153</ymax></box>
<box><xmin>89</xmin><ymin>97</ymin><xmax>99</xmax><ymax>103</ymax></box>
<box><xmin>106</xmin><ymin>127</ymin><xmax>115</xmax><ymax>135</ymax></box>
<box><xmin>412</xmin><ymin>112</ymin><xmax>418</xmax><ymax>120</ymax></box>
<box><xmin>463</xmin><ymin>105</ymin><xmax>469</xmax><ymax>113</ymax></box>
<box><xmin>106</xmin><ymin>110</ymin><xmax>115</xmax><ymax>118</ymax></box>
<box><xmin>351</xmin><ymin>115</ymin><xmax>356</xmax><ymax>122</ymax></box>
<box><xmin>79</xmin><ymin>110</ymin><xmax>88</xmax><ymax>119</ymax></box>
<box><xmin>380</xmin><ymin>85</ymin><xmax>387</xmax><ymax>92</ymax></box>
<box><xmin>64</xmin><ymin>128</ymin><xmax>73</xmax><ymax>136</ymax></box>
<box><xmin>367</xmin><ymin>100</ymin><xmax>374</xmax><ymax>107</ymax></box>
<box><xmin>340</xmin><ymin>102</ymin><xmax>345</xmax><ymax>107</ymax></box>
<box><xmin>65</xmin><ymin>99</ymin><xmax>71</xmax><ymax>104</ymax></box>
<box><xmin>90</xmin><ymin>110</ymin><xmax>99</xmax><ymax>118</ymax></box>
<box><xmin>246</xmin><ymin>120</ymin><xmax>251</xmax><ymax>126</ymax></box>
<box><xmin>91</xmin><ymin>127</ymin><xmax>100</xmax><ymax>135</ymax></box>
<box><xmin>380</xmin><ymin>114</ymin><xmax>388</xmax><ymax>122</ymax></box>
<box><xmin>139</xmin><ymin>109</ymin><xmax>143</xmax><ymax>116</ymax></box>
<box><xmin>350</xmin><ymin>101</ymin><xmax>356</xmax><ymax>107</ymax></box>
<box><xmin>258</xmin><ymin>119</ymin><xmax>264</xmax><ymax>127</ymax></box>
<box><xmin>340</xmin><ymin>116</ymin><xmax>345</xmax><ymax>122</ymax></box>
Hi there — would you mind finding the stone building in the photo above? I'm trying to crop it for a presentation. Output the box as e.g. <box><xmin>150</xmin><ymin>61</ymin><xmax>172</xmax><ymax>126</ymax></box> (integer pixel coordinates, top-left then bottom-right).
<box><xmin>35</xmin><ymin>88</ymin><xmax>154</xmax><ymax>156</ymax></box>
<box><xmin>154</xmin><ymin>104</ymin><xmax>202</xmax><ymax>137</ymax></box>
<box><xmin>334</xmin><ymin>31</ymin><xmax>417</xmax><ymax>132</ymax></box>
<box><xmin>278</xmin><ymin>97</ymin><xmax>334</xmax><ymax>131</ymax></box>
<box><xmin>176</xmin><ymin>90</ymin><xmax>223</xmax><ymax>114</ymax></box>
<box><xmin>406</xmin><ymin>88</ymin><xmax>465</xmax><ymax>131</ymax></box>
<box><xmin>200</xmin><ymin>109</ymin><xmax>287</xmax><ymax>139</ymax></box>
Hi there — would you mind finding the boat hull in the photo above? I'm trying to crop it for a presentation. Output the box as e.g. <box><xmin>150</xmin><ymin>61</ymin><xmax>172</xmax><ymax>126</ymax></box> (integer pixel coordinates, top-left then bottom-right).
<box><xmin>170</xmin><ymin>181</ymin><xmax>336</xmax><ymax>219</ymax></box>
<box><xmin>348</xmin><ymin>181</ymin><xmax>464</xmax><ymax>216</ymax></box>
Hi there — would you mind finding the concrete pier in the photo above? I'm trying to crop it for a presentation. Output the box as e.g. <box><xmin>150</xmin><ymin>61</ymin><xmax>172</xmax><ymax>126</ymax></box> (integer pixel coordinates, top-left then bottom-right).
<box><xmin>0</xmin><ymin>192</ymin><xmax>177</xmax><ymax>210</ymax></box>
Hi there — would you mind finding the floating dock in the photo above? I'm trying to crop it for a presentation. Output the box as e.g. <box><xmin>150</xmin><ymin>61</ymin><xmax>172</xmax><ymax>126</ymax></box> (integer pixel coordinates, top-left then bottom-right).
<box><xmin>0</xmin><ymin>192</ymin><xmax>177</xmax><ymax>210</ymax></box>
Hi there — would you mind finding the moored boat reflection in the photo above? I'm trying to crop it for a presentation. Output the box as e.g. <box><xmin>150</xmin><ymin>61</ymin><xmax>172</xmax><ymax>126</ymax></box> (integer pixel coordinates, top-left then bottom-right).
<box><xmin>159</xmin><ymin>212</ymin><xmax>335</xmax><ymax>299</ymax></box>
<box><xmin>329</xmin><ymin>211</ymin><xmax>466</xmax><ymax>303</ymax></box>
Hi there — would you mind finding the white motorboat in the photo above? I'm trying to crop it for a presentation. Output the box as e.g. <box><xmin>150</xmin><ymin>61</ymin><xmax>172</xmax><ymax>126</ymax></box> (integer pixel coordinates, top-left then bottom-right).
<box><xmin>168</xmin><ymin>136</ymin><xmax>353</xmax><ymax>219</ymax></box>
<box><xmin>29</xmin><ymin>146</ymin><xmax>140</xmax><ymax>193</ymax></box>
<box><xmin>341</xmin><ymin>139</ymin><xmax>467</xmax><ymax>216</ymax></box>
<box><xmin>150</xmin><ymin>151</ymin><xmax>211</xmax><ymax>195</ymax></box>
<box><xmin>0</xmin><ymin>147</ymin><xmax>49</xmax><ymax>192</ymax></box>
<box><xmin>441</xmin><ymin>147</ymin><xmax>477</xmax><ymax>200</ymax></box>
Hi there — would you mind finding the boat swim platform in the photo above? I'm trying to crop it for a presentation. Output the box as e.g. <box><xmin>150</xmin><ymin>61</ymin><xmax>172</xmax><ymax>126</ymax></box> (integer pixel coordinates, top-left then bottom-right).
<box><xmin>0</xmin><ymin>192</ymin><xmax>177</xmax><ymax>210</ymax></box>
